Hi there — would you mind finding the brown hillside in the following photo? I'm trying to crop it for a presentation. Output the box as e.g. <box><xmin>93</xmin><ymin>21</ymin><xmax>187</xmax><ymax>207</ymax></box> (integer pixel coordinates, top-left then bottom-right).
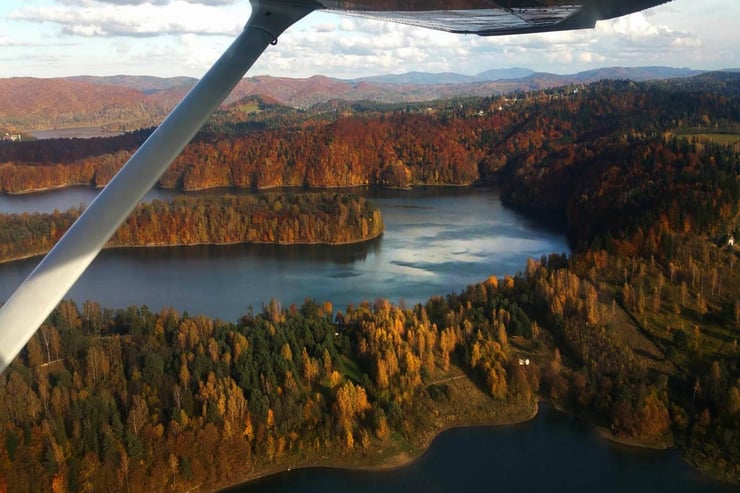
<box><xmin>1</xmin><ymin>69</ymin><xmax>715</xmax><ymax>132</ymax></box>
<box><xmin>226</xmin><ymin>75</ymin><xmax>363</xmax><ymax>107</ymax></box>
<box><xmin>0</xmin><ymin>77</ymin><xmax>169</xmax><ymax>131</ymax></box>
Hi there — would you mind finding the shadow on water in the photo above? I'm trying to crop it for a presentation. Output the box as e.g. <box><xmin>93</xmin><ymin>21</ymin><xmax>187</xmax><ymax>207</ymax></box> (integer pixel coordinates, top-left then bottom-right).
<box><xmin>222</xmin><ymin>406</ymin><xmax>736</xmax><ymax>493</ymax></box>
<box><xmin>107</xmin><ymin>235</ymin><xmax>383</xmax><ymax>267</ymax></box>
<box><xmin>498</xmin><ymin>198</ymin><xmax>573</xmax><ymax>246</ymax></box>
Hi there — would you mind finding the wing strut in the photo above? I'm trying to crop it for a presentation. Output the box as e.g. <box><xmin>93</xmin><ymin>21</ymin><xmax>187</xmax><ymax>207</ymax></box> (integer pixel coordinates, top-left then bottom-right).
<box><xmin>0</xmin><ymin>0</ymin><xmax>316</xmax><ymax>373</ymax></box>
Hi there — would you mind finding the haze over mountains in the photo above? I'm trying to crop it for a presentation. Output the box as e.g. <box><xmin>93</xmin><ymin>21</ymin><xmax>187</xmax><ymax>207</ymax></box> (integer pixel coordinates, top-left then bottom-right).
<box><xmin>0</xmin><ymin>66</ymin><xmax>733</xmax><ymax>132</ymax></box>
<box><xmin>353</xmin><ymin>67</ymin><xmax>537</xmax><ymax>85</ymax></box>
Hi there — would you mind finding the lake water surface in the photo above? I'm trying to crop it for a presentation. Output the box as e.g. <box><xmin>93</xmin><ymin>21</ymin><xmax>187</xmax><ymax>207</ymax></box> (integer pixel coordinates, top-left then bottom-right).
<box><xmin>0</xmin><ymin>187</ymin><xmax>570</xmax><ymax>321</ymax></box>
<box><xmin>223</xmin><ymin>406</ymin><xmax>734</xmax><ymax>493</ymax></box>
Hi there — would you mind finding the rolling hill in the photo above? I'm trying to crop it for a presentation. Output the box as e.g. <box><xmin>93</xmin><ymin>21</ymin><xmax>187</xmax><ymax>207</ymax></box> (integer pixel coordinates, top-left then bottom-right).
<box><xmin>0</xmin><ymin>66</ymin><xmax>729</xmax><ymax>133</ymax></box>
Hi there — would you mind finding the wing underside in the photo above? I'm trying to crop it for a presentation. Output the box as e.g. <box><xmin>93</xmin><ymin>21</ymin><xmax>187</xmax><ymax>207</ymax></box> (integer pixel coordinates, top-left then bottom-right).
<box><xmin>318</xmin><ymin>0</ymin><xmax>672</xmax><ymax>35</ymax></box>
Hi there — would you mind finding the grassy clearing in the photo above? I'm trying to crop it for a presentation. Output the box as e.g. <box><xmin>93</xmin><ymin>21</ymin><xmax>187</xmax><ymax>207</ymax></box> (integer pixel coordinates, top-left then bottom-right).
<box><xmin>674</xmin><ymin>127</ymin><xmax>740</xmax><ymax>146</ymax></box>
<box><xmin>688</xmin><ymin>133</ymin><xmax>740</xmax><ymax>145</ymax></box>
<box><xmin>339</xmin><ymin>353</ymin><xmax>364</xmax><ymax>382</ymax></box>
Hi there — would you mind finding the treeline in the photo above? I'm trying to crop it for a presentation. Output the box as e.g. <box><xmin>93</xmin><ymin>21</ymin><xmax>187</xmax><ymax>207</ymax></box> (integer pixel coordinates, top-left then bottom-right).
<box><xmin>0</xmin><ymin>278</ymin><xmax>542</xmax><ymax>492</ymax></box>
<box><xmin>533</xmin><ymin>244</ymin><xmax>740</xmax><ymax>480</ymax></box>
<box><xmin>2</xmin><ymin>76</ymin><xmax>737</xmax><ymax>193</ymax></box>
<box><xmin>500</xmin><ymin>135</ymin><xmax>739</xmax><ymax>249</ymax></box>
<box><xmin>0</xmin><ymin>193</ymin><xmax>383</xmax><ymax>262</ymax></box>
<box><xmin>486</xmin><ymin>78</ymin><xmax>740</xmax><ymax>251</ymax></box>
<box><xmin>0</xmin><ymin>130</ymin><xmax>150</xmax><ymax>192</ymax></box>
<box><xmin>490</xmin><ymin>76</ymin><xmax>740</xmax><ymax>478</ymax></box>
<box><xmin>493</xmin><ymin>78</ymin><xmax>740</xmax><ymax>478</ymax></box>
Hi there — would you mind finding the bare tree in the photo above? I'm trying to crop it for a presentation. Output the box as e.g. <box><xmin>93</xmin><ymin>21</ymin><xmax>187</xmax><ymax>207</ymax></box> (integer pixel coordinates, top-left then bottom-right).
<box><xmin>128</xmin><ymin>395</ymin><xmax>148</xmax><ymax>436</ymax></box>
<box><xmin>118</xmin><ymin>451</ymin><xmax>131</xmax><ymax>493</ymax></box>
<box><xmin>168</xmin><ymin>454</ymin><xmax>179</xmax><ymax>489</ymax></box>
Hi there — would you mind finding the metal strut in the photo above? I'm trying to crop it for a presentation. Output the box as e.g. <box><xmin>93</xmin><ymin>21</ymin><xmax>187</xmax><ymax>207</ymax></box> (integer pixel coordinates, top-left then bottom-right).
<box><xmin>0</xmin><ymin>0</ymin><xmax>316</xmax><ymax>374</ymax></box>
<box><xmin>247</xmin><ymin>25</ymin><xmax>280</xmax><ymax>45</ymax></box>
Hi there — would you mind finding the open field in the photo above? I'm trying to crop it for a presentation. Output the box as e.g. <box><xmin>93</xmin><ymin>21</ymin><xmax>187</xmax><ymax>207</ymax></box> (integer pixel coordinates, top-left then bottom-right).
<box><xmin>675</xmin><ymin>128</ymin><xmax>740</xmax><ymax>146</ymax></box>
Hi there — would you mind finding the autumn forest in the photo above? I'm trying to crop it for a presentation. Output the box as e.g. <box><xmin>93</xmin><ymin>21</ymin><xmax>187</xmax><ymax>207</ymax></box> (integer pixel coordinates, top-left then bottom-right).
<box><xmin>0</xmin><ymin>73</ymin><xmax>739</xmax><ymax>492</ymax></box>
<box><xmin>0</xmin><ymin>193</ymin><xmax>383</xmax><ymax>263</ymax></box>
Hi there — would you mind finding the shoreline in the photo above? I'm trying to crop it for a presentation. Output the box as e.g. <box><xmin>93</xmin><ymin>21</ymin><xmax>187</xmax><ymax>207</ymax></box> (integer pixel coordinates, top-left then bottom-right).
<box><xmin>548</xmin><ymin>401</ymin><xmax>673</xmax><ymax>451</ymax></box>
<box><xmin>1</xmin><ymin>182</ymin><xmax>482</xmax><ymax>197</ymax></box>
<box><xmin>0</xmin><ymin>230</ymin><xmax>384</xmax><ymax>266</ymax></box>
<box><xmin>214</xmin><ymin>398</ymin><xmax>740</xmax><ymax>493</ymax></box>
<box><xmin>3</xmin><ymin>183</ymin><xmax>91</xmax><ymax>195</ymax></box>
<box><xmin>593</xmin><ymin>424</ymin><xmax>673</xmax><ymax>451</ymax></box>
<box><xmin>214</xmin><ymin>394</ymin><xmax>539</xmax><ymax>492</ymax></box>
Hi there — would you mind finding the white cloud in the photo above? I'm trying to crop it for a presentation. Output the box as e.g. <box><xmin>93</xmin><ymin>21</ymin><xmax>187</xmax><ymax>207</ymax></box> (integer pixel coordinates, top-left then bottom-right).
<box><xmin>113</xmin><ymin>39</ymin><xmax>131</xmax><ymax>54</ymax></box>
<box><xmin>1</xmin><ymin>1</ymin><xmax>737</xmax><ymax>78</ymax></box>
<box><xmin>247</xmin><ymin>9</ymin><xmax>709</xmax><ymax>78</ymax></box>
<box><xmin>338</xmin><ymin>18</ymin><xmax>356</xmax><ymax>32</ymax></box>
<box><xmin>0</xmin><ymin>36</ymin><xmax>26</xmax><ymax>47</ymax></box>
<box><xmin>65</xmin><ymin>24</ymin><xmax>105</xmax><ymax>36</ymax></box>
<box><xmin>10</xmin><ymin>0</ymin><xmax>246</xmax><ymax>37</ymax></box>
<box><xmin>59</xmin><ymin>0</ymin><xmax>235</xmax><ymax>5</ymax></box>
<box><xmin>577</xmin><ymin>51</ymin><xmax>605</xmax><ymax>64</ymax></box>
<box><xmin>178</xmin><ymin>33</ymin><xmax>230</xmax><ymax>69</ymax></box>
<box><xmin>671</xmin><ymin>37</ymin><xmax>700</xmax><ymax>48</ymax></box>
<box><xmin>595</xmin><ymin>12</ymin><xmax>698</xmax><ymax>47</ymax></box>
<box><xmin>314</xmin><ymin>23</ymin><xmax>335</xmax><ymax>33</ymax></box>
<box><xmin>252</xmin><ymin>17</ymin><xmax>471</xmax><ymax>77</ymax></box>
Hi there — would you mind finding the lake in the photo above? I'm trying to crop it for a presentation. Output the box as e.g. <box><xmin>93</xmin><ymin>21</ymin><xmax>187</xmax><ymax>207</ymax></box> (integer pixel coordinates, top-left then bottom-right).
<box><xmin>222</xmin><ymin>406</ymin><xmax>735</xmax><ymax>493</ymax></box>
<box><xmin>0</xmin><ymin>186</ymin><xmax>570</xmax><ymax>321</ymax></box>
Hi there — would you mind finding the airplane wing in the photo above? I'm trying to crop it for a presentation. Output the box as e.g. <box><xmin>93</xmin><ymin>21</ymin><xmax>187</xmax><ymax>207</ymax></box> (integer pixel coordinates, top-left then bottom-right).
<box><xmin>0</xmin><ymin>0</ymin><xmax>672</xmax><ymax>373</ymax></box>
<box><xmin>317</xmin><ymin>0</ymin><xmax>672</xmax><ymax>35</ymax></box>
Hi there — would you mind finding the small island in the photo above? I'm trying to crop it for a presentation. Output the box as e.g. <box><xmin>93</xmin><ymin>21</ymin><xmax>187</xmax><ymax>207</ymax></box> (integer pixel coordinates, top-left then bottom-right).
<box><xmin>0</xmin><ymin>192</ymin><xmax>384</xmax><ymax>263</ymax></box>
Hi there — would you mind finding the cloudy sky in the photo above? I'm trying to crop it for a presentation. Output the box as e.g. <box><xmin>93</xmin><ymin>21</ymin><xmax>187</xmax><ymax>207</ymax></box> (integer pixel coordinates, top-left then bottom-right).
<box><xmin>0</xmin><ymin>0</ymin><xmax>738</xmax><ymax>80</ymax></box>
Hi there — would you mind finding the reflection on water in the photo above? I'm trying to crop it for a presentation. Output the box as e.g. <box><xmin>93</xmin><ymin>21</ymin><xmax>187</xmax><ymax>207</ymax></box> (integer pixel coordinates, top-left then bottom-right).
<box><xmin>0</xmin><ymin>187</ymin><xmax>570</xmax><ymax>321</ymax></box>
<box><xmin>223</xmin><ymin>406</ymin><xmax>735</xmax><ymax>493</ymax></box>
<box><xmin>108</xmin><ymin>238</ymin><xmax>383</xmax><ymax>266</ymax></box>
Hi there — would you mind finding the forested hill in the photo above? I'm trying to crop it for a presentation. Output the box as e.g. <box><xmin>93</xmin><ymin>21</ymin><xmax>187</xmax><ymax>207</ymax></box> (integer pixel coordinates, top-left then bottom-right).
<box><xmin>0</xmin><ymin>67</ymin><xmax>725</xmax><ymax>132</ymax></box>
<box><xmin>491</xmin><ymin>76</ymin><xmax>740</xmax><ymax>248</ymax></box>
<box><xmin>0</xmin><ymin>78</ymin><xmax>171</xmax><ymax>132</ymax></box>
<box><xmin>1</xmin><ymin>73</ymin><xmax>738</xmax><ymax>201</ymax></box>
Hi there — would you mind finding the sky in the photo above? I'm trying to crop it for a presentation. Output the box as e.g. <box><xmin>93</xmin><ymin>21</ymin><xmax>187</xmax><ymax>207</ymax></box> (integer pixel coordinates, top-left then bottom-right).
<box><xmin>0</xmin><ymin>0</ymin><xmax>738</xmax><ymax>80</ymax></box>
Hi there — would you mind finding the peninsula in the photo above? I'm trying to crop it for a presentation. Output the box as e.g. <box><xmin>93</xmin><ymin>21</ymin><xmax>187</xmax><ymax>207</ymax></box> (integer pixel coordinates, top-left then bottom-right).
<box><xmin>0</xmin><ymin>192</ymin><xmax>383</xmax><ymax>263</ymax></box>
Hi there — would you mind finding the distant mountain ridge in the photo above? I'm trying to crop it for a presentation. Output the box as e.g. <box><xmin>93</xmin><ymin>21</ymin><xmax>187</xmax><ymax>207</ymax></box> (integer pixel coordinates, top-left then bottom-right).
<box><xmin>0</xmin><ymin>77</ymin><xmax>170</xmax><ymax>132</ymax></box>
<box><xmin>0</xmin><ymin>67</ymin><xmax>735</xmax><ymax>131</ymax></box>
<box><xmin>70</xmin><ymin>75</ymin><xmax>196</xmax><ymax>94</ymax></box>
<box><xmin>351</xmin><ymin>67</ymin><xmax>535</xmax><ymax>85</ymax></box>
<box><xmin>349</xmin><ymin>66</ymin><xmax>703</xmax><ymax>86</ymax></box>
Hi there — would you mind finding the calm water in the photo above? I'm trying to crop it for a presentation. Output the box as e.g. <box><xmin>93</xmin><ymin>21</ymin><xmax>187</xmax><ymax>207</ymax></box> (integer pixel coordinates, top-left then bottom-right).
<box><xmin>223</xmin><ymin>406</ymin><xmax>735</xmax><ymax>493</ymax></box>
<box><xmin>0</xmin><ymin>187</ymin><xmax>569</xmax><ymax>321</ymax></box>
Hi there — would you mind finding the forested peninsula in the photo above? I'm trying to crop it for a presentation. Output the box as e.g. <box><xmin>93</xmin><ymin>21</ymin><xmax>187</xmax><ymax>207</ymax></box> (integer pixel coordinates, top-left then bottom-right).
<box><xmin>0</xmin><ymin>192</ymin><xmax>383</xmax><ymax>263</ymax></box>
<box><xmin>0</xmin><ymin>74</ymin><xmax>738</xmax><ymax>492</ymax></box>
